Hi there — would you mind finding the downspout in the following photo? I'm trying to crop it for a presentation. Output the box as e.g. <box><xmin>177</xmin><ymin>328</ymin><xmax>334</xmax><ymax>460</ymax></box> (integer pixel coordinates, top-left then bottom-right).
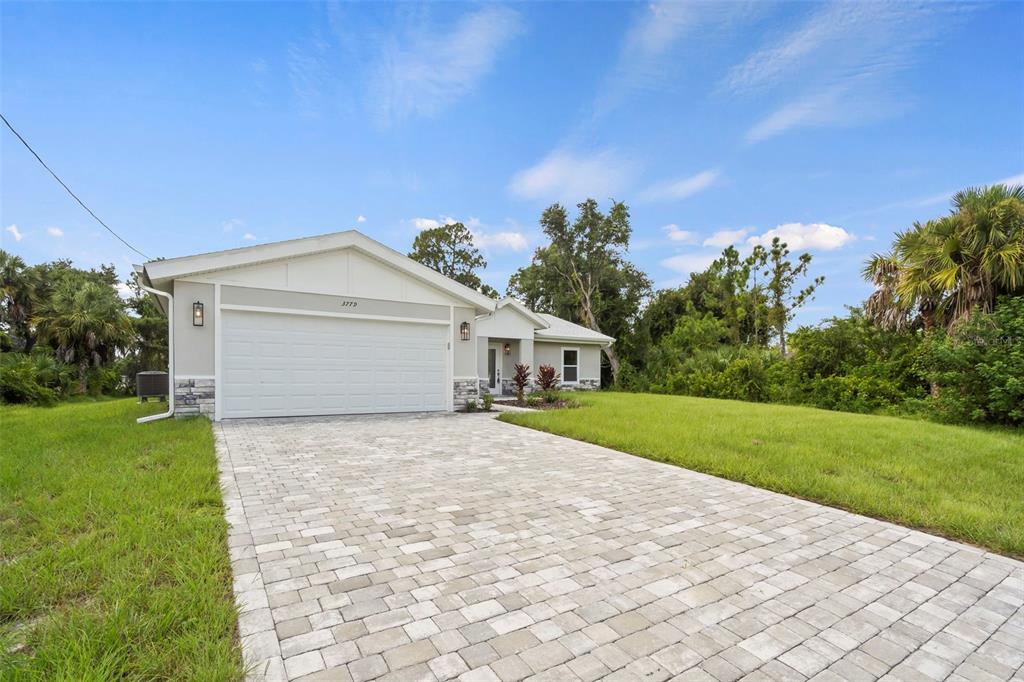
<box><xmin>137</xmin><ymin>281</ymin><xmax>174</xmax><ymax>424</ymax></box>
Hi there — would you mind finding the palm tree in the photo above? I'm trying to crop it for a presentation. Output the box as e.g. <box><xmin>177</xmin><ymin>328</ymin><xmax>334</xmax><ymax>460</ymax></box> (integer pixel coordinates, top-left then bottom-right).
<box><xmin>0</xmin><ymin>250</ymin><xmax>42</xmax><ymax>351</ymax></box>
<box><xmin>34</xmin><ymin>280</ymin><xmax>134</xmax><ymax>393</ymax></box>
<box><xmin>863</xmin><ymin>183</ymin><xmax>1024</xmax><ymax>331</ymax></box>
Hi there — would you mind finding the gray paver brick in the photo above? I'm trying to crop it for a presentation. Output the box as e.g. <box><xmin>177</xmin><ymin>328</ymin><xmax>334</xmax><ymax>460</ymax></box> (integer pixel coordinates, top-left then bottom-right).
<box><xmin>217</xmin><ymin>413</ymin><xmax>1024</xmax><ymax>682</ymax></box>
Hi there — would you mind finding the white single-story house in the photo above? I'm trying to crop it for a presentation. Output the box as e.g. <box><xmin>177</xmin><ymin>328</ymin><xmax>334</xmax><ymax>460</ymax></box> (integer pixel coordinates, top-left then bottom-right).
<box><xmin>136</xmin><ymin>230</ymin><xmax>612</xmax><ymax>420</ymax></box>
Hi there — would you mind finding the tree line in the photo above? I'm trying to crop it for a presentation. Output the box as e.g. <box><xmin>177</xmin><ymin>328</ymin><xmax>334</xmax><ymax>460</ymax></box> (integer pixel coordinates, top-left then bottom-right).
<box><xmin>3</xmin><ymin>183</ymin><xmax>1021</xmax><ymax>424</ymax></box>
<box><xmin>408</xmin><ymin>185</ymin><xmax>1023</xmax><ymax>426</ymax></box>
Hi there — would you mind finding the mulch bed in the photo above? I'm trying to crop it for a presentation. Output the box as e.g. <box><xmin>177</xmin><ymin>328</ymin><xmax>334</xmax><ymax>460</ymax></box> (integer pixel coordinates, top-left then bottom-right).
<box><xmin>493</xmin><ymin>398</ymin><xmax>579</xmax><ymax>410</ymax></box>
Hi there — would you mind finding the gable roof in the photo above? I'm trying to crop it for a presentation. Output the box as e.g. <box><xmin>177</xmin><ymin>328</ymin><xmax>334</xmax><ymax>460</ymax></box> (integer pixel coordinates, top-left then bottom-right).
<box><xmin>140</xmin><ymin>230</ymin><xmax>496</xmax><ymax>312</ymax></box>
<box><xmin>535</xmin><ymin>314</ymin><xmax>615</xmax><ymax>345</ymax></box>
<box><xmin>495</xmin><ymin>298</ymin><xmax>549</xmax><ymax>329</ymax></box>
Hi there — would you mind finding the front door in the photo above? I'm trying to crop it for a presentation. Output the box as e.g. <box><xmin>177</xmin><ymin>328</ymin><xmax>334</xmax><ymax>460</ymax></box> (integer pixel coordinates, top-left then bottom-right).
<box><xmin>487</xmin><ymin>345</ymin><xmax>500</xmax><ymax>392</ymax></box>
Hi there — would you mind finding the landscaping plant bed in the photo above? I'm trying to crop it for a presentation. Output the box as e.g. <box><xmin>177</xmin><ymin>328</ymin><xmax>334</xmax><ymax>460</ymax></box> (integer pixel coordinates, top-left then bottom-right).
<box><xmin>494</xmin><ymin>395</ymin><xmax>581</xmax><ymax>410</ymax></box>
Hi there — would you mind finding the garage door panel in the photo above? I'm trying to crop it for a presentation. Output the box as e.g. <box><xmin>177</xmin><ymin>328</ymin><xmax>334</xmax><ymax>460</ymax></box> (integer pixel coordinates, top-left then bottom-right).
<box><xmin>221</xmin><ymin>310</ymin><xmax>448</xmax><ymax>418</ymax></box>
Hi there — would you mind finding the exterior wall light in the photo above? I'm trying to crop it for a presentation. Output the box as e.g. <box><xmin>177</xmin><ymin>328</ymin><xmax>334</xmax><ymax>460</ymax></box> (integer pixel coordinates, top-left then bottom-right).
<box><xmin>503</xmin><ymin>343</ymin><xmax>511</xmax><ymax>355</ymax></box>
<box><xmin>460</xmin><ymin>321</ymin><xmax>470</xmax><ymax>341</ymax></box>
<box><xmin>193</xmin><ymin>301</ymin><xmax>205</xmax><ymax>327</ymax></box>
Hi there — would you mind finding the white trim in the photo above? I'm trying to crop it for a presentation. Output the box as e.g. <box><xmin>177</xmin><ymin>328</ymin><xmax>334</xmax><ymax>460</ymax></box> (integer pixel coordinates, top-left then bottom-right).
<box><xmin>560</xmin><ymin>346</ymin><xmax>580</xmax><ymax>385</ymax></box>
<box><xmin>452</xmin><ymin>375</ymin><xmax>478</xmax><ymax>380</ymax></box>
<box><xmin>183</xmin><ymin>278</ymin><xmax>452</xmax><ymax>312</ymax></box>
<box><xmin>219</xmin><ymin>303</ymin><xmax>450</xmax><ymax>326</ymax></box>
<box><xmin>448</xmin><ymin>306</ymin><xmax>455</xmax><ymax>412</ymax></box>
<box><xmin>175</xmin><ymin>374</ymin><xmax>215</xmax><ymax>380</ymax></box>
<box><xmin>144</xmin><ymin>230</ymin><xmax>496</xmax><ymax>312</ymax></box>
<box><xmin>535</xmin><ymin>335</ymin><xmax>612</xmax><ymax>345</ymax></box>
<box><xmin>494</xmin><ymin>298</ymin><xmax>550</xmax><ymax>329</ymax></box>
<box><xmin>213</xmin><ymin>283</ymin><xmax>222</xmax><ymax>422</ymax></box>
<box><xmin>487</xmin><ymin>342</ymin><xmax>502</xmax><ymax>393</ymax></box>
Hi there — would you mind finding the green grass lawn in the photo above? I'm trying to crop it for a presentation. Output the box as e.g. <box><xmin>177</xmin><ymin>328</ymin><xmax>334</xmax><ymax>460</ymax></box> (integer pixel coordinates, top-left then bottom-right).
<box><xmin>499</xmin><ymin>392</ymin><xmax>1024</xmax><ymax>557</ymax></box>
<box><xmin>0</xmin><ymin>399</ymin><xmax>242</xmax><ymax>680</ymax></box>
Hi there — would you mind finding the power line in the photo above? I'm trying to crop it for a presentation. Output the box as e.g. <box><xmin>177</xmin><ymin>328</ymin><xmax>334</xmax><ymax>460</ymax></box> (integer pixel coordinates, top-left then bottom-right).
<box><xmin>1</xmin><ymin>113</ymin><xmax>151</xmax><ymax>260</ymax></box>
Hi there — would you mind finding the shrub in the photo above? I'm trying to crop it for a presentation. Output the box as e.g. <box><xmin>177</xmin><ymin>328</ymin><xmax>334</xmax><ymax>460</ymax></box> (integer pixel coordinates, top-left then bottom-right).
<box><xmin>464</xmin><ymin>398</ymin><xmax>478</xmax><ymax>413</ymax></box>
<box><xmin>918</xmin><ymin>296</ymin><xmax>1024</xmax><ymax>425</ymax></box>
<box><xmin>512</xmin><ymin>363</ymin><xmax>531</xmax><ymax>402</ymax></box>
<box><xmin>525</xmin><ymin>395</ymin><xmax>542</xmax><ymax>407</ymax></box>
<box><xmin>481</xmin><ymin>393</ymin><xmax>494</xmax><ymax>412</ymax></box>
<box><xmin>803</xmin><ymin>374</ymin><xmax>914</xmax><ymax>413</ymax></box>
<box><xmin>0</xmin><ymin>354</ymin><xmax>57</xmax><ymax>406</ymax></box>
<box><xmin>541</xmin><ymin>390</ymin><xmax>559</xmax><ymax>404</ymax></box>
<box><xmin>536</xmin><ymin>364</ymin><xmax>560</xmax><ymax>391</ymax></box>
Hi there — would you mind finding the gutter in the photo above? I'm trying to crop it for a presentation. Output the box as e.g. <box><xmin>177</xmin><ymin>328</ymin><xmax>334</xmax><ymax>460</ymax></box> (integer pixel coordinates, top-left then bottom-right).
<box><xmin>135</xmin><ymin>271</ymin><xmax>175</xmax><ymax>424</ymax></box>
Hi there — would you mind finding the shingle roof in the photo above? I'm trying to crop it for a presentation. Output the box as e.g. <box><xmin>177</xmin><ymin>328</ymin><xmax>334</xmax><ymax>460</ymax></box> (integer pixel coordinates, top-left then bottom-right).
<box><xmin>535</xmin><ymin>314</ymin><xmax>615</xmax><ymax>344</ymax></box>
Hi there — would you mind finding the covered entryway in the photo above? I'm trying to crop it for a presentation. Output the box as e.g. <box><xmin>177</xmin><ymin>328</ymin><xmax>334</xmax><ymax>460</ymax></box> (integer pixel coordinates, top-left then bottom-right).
<box><xmin>220</xmin><ymin>309</ymin><xmax>448</xmax><ymax>418</ymax></box>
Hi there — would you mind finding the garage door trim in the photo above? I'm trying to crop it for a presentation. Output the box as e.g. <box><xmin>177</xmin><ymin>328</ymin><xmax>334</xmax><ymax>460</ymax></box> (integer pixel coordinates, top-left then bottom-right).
<box><xmin>214</xmin><ymin>292</ymin><xmax>453</xmax><ymax>420</ymax></box>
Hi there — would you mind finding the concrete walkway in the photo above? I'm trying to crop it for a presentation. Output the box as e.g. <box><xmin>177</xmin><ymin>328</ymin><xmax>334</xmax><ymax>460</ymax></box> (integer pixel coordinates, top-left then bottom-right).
<box><xmin>215</xmin><ymin>412</ymin><xmax>1023</xmax><ymax>682</ymax></box>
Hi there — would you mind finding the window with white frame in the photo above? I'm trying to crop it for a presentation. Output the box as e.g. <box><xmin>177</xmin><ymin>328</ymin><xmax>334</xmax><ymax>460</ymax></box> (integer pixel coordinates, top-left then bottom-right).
<box><xmin>562</xmin><ymin>348</ymin><xmax>578</xmax><ymax>383</ymax></box>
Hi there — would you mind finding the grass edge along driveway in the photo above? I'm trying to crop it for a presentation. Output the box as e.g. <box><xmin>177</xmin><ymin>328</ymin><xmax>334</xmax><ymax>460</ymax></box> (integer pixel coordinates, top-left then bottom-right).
<box><xmin>0</xmin><ymin>399</ymin><xmax>243</xmax><ymax>680</ymax></box>
<box><xmin>499</xmin><ymin>392</ymin><xmax>1024</xmax><ymax>558</ymax></box>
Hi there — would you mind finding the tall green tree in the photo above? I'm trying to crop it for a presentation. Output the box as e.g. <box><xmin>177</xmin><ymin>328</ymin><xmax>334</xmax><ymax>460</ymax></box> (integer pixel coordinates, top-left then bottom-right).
<box><xmin>507</xmin><ymin>199</ymin><xmax>651</xmax><ymax>382</ymax></box>
<box><xmin>408</xmin><ymin>222</ymin><xmax>496</xmax><ymax>297</ymax></box>
<box><xmin>0</xmin><ymin>250</ymin><xmax>41</xmax><ymax>351</ymax></box>
<box><xmin>759</xmin><ymin>237</ymin><xmax>824</xmax><ymax>356</ymax></box>
<box><xmin>125</xmin><ymin>271</ymin><xmax>169</xmax><ymax>373</ymax></box>
<box><xmin>864</xmin><ymin>183</ymin><xmax>1024</xmax><ymax>331</ymax></box>
<box><xmin>34</xmin><ymin>279</ymin><xmax>134</xmax><ymax>393</ymax></box>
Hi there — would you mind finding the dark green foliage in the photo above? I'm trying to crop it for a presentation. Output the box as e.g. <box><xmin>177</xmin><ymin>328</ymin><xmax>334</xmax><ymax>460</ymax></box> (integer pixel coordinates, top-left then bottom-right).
<box><xmin>919</xmin><ymin>297</ymin><xmax>1024</xmax><ymax>425</ymax></box>
<box><xmin>0</xmin><ymin>354</ymin><xmax>58</xmax><ymax>405</ymax></box>
<box><xmin>408</xmin><ymin>222</ymin><xmax>493</xmax><ymax>296</ymax></box>
<box><xmin>0</xmin><ymin>252</ymin><xmax>144</xmax><ymax>403</ymax></box>
<box><xmin>507</xmin><ymin>199</ymin><xmax>651</xmax><ymax>384</ymax></box>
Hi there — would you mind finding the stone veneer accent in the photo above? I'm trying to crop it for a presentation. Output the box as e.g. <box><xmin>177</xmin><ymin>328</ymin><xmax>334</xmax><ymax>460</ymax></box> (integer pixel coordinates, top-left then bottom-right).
<box><xmin>175</xmin><ymin>377</ymin><xmax>215</xmax><ymax>418</ymax></box>
<box><xmin>563</xmin><ymin>378</ymin><xmax>599</xmax><ymax>391</ymax></box>
<box><xmin>453</xmin><ymin>378</ymin><xmax>479</xmax><ymax>408</ymax></box>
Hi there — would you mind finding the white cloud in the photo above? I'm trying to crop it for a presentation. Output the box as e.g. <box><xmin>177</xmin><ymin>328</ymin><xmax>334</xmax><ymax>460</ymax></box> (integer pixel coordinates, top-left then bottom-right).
<box><xmin>746</xmin><ymin>223</ymin><xmax>854</xmax><ymax>251</ymax></box>
<box><xmin>703</xmin><ymin>228</ymin><xmax>750</xmax><ymax>248</ymax></box>
<box><xmin>745</xmin><ymin>83</ymin><xmax>904</xmax><ymax>142</ymax></box>
<box><xmin>222</xmin><ymin>218</ymin><xmax>243</xmax><ymax>233</ymax></box>
<box><xmin>641</xmin><ymin>169</ymin><xmax>720</xmax><ymax>201</ymax></box>
<box><xmin>509</xmin><ymin>149</ymin><xmax>635</xmax><ymax>202</ymax></box>
<box><xmin>597</xmin><ymin>2</ymin><xmax>757</xmax><ymax>114</ymax></box>
<box><xmin>995</xmin><ymin>172</ymin><xmax>1024</xmax><ymax>188</ymax></box>
<box><xmin>356</xmin><ymin>215</ymin><xmax>367</xmax><ymax>223</ymax></box>
<box><xmin>115</xmin><ymin>281</ymin><xmax>133</xmax><ymax>300</ymax></box>
<box><xmin>662</xmin><ymin>224</ymin><xmax>697</xmax><ymax>243</ymax></box>
<box><xmin>242</xmin><ymin>233</ymin><xmax>257</xmax><ymax>241</ymax></box>
<box><xmin>472</xmin><ymin>230</ymin><xmax>528</xmax><ymax>252</ymax></box>
<box><xmin>729</xmin><ymin>3</ymin><xmax>964</xmax><ymax>141</ymax></box>
<box><xmin>370</xmin><ymin>6</ymin><xmax>523</xmax><ymax>126</ymax></box>
<box><xmin>660</xmin><ymin>252</ymin><xmax>718</xmax><ymax>276</ymax></box>
<box><xmin>5</xmin><ymin>224</ymin><xmax>23</xmax><ymax>242</ymax></box>
<box><xmin>411</xmin><ymin>216</ymin><xmax>457</xmax><ymax>231</ymax></box>
<box><xmin>46</xmin><ymin>227</ymin><xmax>64</xmax><ymax>238</ymax></box>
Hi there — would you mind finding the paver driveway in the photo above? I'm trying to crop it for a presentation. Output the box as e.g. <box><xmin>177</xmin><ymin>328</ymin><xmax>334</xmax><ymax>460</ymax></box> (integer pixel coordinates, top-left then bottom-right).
<box><xmin>216</xmin><ymin>413</ymin><xmax>1024</xmax><ymax>682</ymax></box>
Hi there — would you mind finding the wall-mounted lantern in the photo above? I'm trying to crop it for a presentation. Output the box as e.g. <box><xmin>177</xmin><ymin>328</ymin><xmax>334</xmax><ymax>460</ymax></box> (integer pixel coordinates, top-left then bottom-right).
<box><xmin>193</xmin><ymin>301</ymin><xmax>205</xmax><ymax>327</ymax></box>
<box><xmin>459</xmin><ymin>321</ymin><xmax>470</xmax><ymax>341</ymax></box>
<box><xmin>503</xmin><ymin>343</ymin><xmax>511</xmax><ymax>355</ymax></box>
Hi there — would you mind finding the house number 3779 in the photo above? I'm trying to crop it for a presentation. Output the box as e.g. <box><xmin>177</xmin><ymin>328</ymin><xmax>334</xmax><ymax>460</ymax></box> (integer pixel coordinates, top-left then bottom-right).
<box><xmin>339</xmin><ymin>300</ymin><xmax>358</xmax><ymax>308</ymax></box>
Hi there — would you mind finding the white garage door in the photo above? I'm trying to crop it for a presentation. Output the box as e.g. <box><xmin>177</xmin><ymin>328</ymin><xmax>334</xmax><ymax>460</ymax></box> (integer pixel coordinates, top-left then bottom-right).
<box><xmin>221</xmin><ymin>309</ymin><xmax>448</xmax><ymax>419</ymax></box>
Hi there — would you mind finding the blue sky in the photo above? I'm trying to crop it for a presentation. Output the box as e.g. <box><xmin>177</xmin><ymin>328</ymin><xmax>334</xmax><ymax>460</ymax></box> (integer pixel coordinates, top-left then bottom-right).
<box><xmin>2</xmin><ymin>1</ymin><xmax>1022</xmax><ymax>327</ymax></box>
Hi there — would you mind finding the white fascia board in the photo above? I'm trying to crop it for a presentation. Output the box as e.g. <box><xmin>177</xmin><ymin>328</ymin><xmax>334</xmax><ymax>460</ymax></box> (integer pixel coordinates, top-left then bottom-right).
<box><xmin>142</xmin><ymin>230</ymin><xmax>496</xmax><ymax>313</ymax></box>
<box><xmin>496</xmin><ymin>298</ymin><xmax>550</xmax><ymax>329</ymax></box>
<box><xmin>534</xmin><ymin>334</ymin><xmax>614</xmax><ymax>346</ymax></box>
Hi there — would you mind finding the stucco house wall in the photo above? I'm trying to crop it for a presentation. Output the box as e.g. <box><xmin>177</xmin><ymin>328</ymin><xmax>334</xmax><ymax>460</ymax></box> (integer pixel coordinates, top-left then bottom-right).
<box><xmin>149</xmin><ymin>235</ymin><xmax>493</xmax><ymax>418</ymax></box>
<box><xmin>534</xmin><ymin>341</ymin><xmax>602</xmax><ymax>388</ymax></box>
